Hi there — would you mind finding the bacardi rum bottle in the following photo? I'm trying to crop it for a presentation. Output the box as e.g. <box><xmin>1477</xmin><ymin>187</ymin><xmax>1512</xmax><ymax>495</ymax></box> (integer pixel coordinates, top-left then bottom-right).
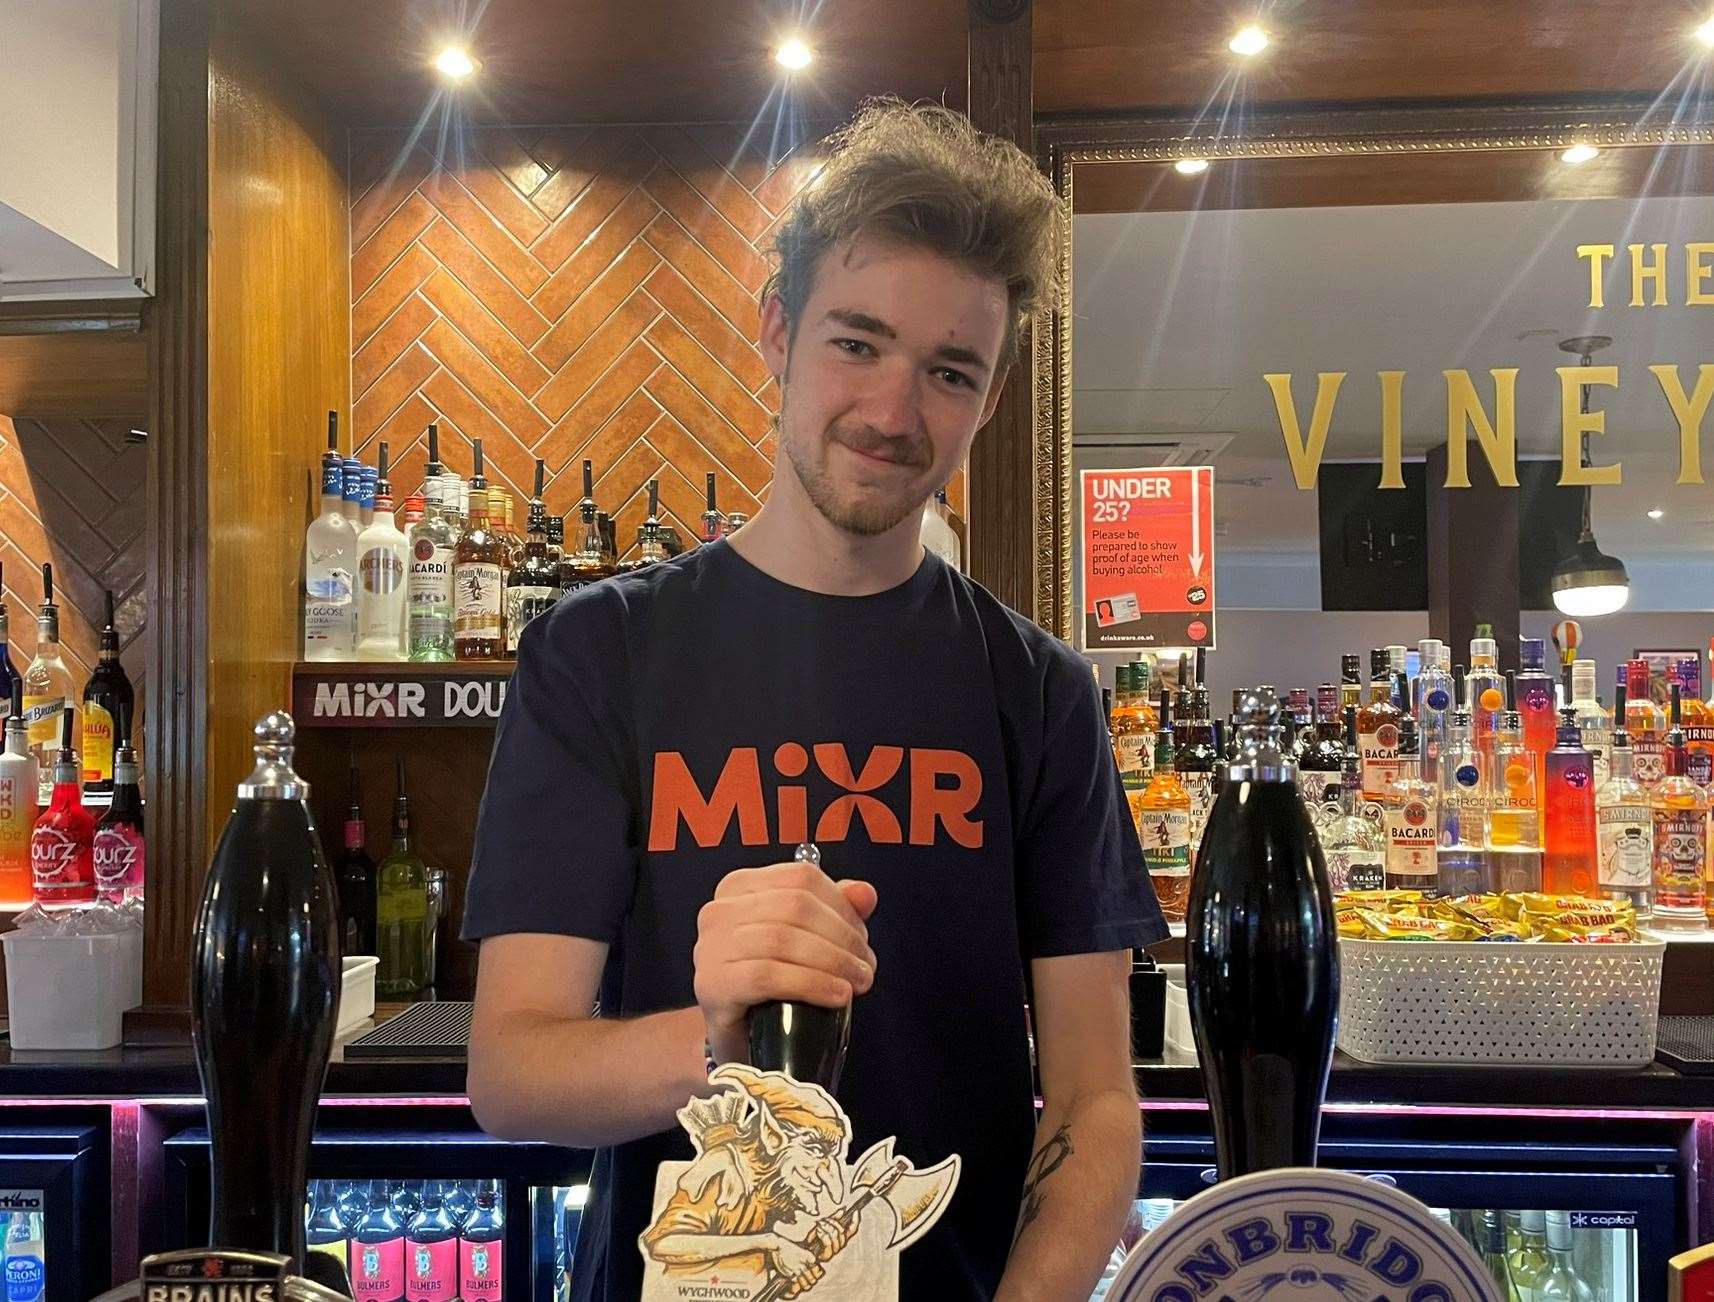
<box><xmin>1382</xmin><ymin>718</ymin><xmax>1438</xmax><ymax>891</ymax></box>
<box><xmin>1356</xmin><ymin>647</ymin><xmax>1403</xmax><ymax>812</ymax></box>
<box><xmin>305</xmin><ymin>412</ymin><xmax>360</xmax><ymax>662</ymax></box>
<box><xmin>21</xmin><ymin>565</ymin><xmax>73</xmax><ymax>806</ymax></box>
<box><xmin>453</xmin><ymin>440</ymin><xmax>505</xmax><ymax>662</ymax></box>
<box><xmin>1596</xmin><ymin>687</ymin><xmax>1653</xmax><ymax>917</ymax></box>
<box><xmin>407</xmin><ymin>425</ymin><xmax>458</xmax><ymax>663</ymax></box>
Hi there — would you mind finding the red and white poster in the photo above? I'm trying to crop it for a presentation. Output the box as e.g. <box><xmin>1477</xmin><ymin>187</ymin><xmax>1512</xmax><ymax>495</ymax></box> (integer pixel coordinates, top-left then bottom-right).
<box><xmin>1080</xmin><ymin>466</ymin><xmax>1215</xmax><ymax>652</ymax></box>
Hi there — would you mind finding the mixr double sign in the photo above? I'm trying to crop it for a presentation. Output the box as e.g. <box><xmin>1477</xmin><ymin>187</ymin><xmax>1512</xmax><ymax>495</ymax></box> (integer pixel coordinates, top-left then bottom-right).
<box><xmin>293</xmin><ymin>672</ymin><xmax>511</xmax><ymax>727</ymax></box>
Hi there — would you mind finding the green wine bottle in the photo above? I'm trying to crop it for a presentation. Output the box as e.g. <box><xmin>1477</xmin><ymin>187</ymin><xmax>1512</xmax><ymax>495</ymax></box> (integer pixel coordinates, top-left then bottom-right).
<box><xmin>375</xmin><ymin>756</ymin><xmax>428</xmax><ymax>998</ymax></box>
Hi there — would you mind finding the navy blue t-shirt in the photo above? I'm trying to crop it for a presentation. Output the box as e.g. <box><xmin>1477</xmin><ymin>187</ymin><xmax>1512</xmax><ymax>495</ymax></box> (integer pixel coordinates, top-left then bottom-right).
<box><xmin>463</xmin><ymin>539</ymin><xmax>1167</xmax><ymax>1301</ymax></box>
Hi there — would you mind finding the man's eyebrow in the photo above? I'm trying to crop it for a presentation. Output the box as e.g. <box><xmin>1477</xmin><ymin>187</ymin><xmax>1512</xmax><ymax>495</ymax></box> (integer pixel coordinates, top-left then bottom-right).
<box><xmin>822</xmin><ymin>308</ymin><xmax>993</xmax><ymax>374</ymax></box>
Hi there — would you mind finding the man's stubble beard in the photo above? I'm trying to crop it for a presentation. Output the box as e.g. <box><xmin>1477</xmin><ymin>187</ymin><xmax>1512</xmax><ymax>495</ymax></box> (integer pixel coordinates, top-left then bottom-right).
<box><xmin>778</xmin><ymin>394</ymin><xmax>934</xmax><ymax>539</ymax></box>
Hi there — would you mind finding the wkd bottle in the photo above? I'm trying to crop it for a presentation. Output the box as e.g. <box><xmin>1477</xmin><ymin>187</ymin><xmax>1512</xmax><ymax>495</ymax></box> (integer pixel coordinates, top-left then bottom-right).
<box><xmin>1186</xmin><ymin>687</ymin><xmax>1339</xmax><ymax>1178</ymax></box>
<box><xmin>748</xmin><ymin>842</ymin><xmax>852</xmax><ymax>1090</ymax></box>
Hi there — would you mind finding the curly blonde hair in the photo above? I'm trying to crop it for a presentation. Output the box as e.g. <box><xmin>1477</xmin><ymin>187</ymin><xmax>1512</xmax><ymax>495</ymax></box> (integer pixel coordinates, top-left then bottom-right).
<box><xmin>764</xmin><ymin>98</ymin><xmax>1063</xmax><ymax>367</ymax></box>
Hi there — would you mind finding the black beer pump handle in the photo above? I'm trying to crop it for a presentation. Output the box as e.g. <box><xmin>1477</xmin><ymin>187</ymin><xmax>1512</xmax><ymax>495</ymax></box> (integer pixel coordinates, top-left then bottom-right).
<box><xmin>747</xmin><ymin>842</ymin><xmax>853</xmax><ymax>1091</ymax></box>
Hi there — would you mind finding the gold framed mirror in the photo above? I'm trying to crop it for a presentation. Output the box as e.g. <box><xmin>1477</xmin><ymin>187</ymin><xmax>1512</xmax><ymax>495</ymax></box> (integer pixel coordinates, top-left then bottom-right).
<box><xmin>1034</xmin><ymin>99</ymin><xmax>1714</xmax><ymax>648</ymax></box>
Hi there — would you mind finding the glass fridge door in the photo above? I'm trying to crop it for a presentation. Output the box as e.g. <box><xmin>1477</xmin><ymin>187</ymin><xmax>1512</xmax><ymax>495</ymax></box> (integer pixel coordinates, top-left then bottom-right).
<box><xmin>0</xmin><ymin>1124</ymin><xmax>109</xmax><ymax>1302</ymax></box>
<box><xmin>529</xmin><ymin>1185</ymin><xmax>590</xmax><ymax>1302</ymax></box>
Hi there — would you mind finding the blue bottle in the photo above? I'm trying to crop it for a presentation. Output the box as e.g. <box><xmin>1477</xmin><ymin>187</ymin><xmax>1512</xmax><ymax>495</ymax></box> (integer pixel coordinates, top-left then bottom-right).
<box><xmin>4</xmin><ymin>1212</ymin><xmax>44</xmax><ymax>1302</ymax></box>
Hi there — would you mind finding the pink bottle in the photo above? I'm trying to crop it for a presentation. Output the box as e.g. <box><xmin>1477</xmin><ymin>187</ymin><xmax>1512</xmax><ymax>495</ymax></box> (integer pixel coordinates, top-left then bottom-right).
<box><xmin>30</xmin><ymin>711</ymin><xmax>94</xmax><ymax>908</ymax></box>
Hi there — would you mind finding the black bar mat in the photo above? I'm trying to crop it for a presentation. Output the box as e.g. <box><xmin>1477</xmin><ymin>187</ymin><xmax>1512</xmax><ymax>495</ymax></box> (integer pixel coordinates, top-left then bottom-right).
<box><xmin>1654</xmin><ymin>1015</ymin><xmax>1714</xmax><ymax>1076</ymax></box>
<box><xmin>344</xmin><ymin>1001</ymin><xmax>472</xmax><ymax>1059</ymax></box>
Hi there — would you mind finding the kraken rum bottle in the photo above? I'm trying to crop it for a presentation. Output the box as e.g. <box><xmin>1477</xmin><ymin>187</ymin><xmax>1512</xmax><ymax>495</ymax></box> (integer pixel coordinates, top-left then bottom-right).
<box><xmin>1186</xmin><ymin>687</ymin><xmax>1338</xmax><ymax>1178</ymax></box>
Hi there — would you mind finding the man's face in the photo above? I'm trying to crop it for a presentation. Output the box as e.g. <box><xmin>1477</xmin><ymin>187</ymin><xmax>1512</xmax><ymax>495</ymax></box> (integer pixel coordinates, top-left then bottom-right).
<box><xmin>760</xmin><ymin>235</ymin><xmax>1009</xmax><ymax>537</ymax></box>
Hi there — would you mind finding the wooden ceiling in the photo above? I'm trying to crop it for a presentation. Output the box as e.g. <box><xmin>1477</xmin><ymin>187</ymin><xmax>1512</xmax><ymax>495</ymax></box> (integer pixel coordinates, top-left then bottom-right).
<box><xmin>235</xmin><ymin>0</ymin><xmax>1706</xmax><ymax>128</ymax></box>
<box><xmin>1034</xmin><ymin>0</ymin><xmax>1709</xmax><ymax>113</ymax></box>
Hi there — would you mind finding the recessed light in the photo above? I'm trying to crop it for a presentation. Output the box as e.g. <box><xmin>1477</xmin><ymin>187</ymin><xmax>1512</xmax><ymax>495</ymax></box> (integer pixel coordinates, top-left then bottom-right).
<box><xmin>1228</xmin><ymin>25</ymin><xmax>1269</xmax><ymax>56</ymax></box>
<box><xmin>1648</xmin><ymin>508</ymin><xmax>1665</xmax><ymax>520</ymax></box>
<box><xmin>1174</xmin><ymin>158</ymin><xmax>1210</xmax><ymax>175</ymax></box>
<box><xmin>1696</xmin><ymin>15</ymin><xmax>1714</xmax><ymax>47</ymax></box>
<box><xmin>1560</xmin><ymin>143</ymin><xmax>1599</xmax><ymax>165</ymax></box>
<box><xmin>775</xmin><ymin>37</ymin><xmax>814</xmax><ymax>70</ymax></box>
<box><xmin>433</xmin><ymin>46</ymin><xmax>477</xmax><ymax>80</ymax></box>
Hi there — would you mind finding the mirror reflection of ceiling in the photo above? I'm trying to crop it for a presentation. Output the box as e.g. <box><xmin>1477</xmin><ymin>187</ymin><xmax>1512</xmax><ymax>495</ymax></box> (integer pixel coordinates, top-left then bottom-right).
<box><xmin>1072</xmin><ymin>187</ymin><xmax>1714</xmax><ymax>569</ymax></box>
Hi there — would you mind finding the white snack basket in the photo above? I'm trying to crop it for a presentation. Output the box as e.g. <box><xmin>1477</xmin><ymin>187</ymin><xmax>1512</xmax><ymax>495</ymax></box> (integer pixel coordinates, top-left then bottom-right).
<box><xmin>1338</xmin><ymin>937</ymin><xmax>1666</xmax><ymax>1067</ymax></box>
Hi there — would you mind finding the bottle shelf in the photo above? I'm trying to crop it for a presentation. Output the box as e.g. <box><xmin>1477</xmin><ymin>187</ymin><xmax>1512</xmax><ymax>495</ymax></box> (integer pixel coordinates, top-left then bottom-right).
<box><xmin>291</xmin><ymin>661</ymin><xmax>516</xmax><ymax>728</ymax></box>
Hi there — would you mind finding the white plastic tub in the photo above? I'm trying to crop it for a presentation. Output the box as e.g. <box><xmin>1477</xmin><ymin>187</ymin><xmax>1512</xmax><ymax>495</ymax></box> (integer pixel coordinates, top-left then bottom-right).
<box><xmin>1</xmin><ymin>931</ymin><xmax>133</xmax><ymax>1050</ymax></box>
<box><xmin>338</xmin><ymin>955</ymin><xmax>379</xmax><ymax>1038</ymax></box>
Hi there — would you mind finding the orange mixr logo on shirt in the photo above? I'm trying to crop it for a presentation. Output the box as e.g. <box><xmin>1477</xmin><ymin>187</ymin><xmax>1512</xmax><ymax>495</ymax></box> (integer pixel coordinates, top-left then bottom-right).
<box><xmin>647</xmin><ymin>743</ymin><xmax>985</xmax><ymax>852</ymax></box>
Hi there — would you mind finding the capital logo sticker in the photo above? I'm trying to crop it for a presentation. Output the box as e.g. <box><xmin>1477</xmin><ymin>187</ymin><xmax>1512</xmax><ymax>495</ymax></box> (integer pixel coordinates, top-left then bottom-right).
<box><xmin>1105</xmin><ymin>1167</ymin><xmax>1501</xmax><ymax>1302</ymax></box>
<box><xmin>639</xmin><ymin>1064</ymin><xmax>960</xmax><ymax>1301</ymax></box>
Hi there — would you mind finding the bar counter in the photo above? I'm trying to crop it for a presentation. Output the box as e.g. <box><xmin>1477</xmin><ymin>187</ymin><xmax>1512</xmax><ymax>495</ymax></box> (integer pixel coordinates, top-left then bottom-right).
<box><xmin>0</xmin><ymin>1007</ymin><xmax>1708</xmax><ymax>1111</ymax></box>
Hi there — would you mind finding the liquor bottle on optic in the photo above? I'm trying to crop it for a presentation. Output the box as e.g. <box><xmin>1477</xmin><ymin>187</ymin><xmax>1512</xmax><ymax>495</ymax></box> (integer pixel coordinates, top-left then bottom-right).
<box><xmin>376</xmin><ymin>758</ymin><xmax>430</xmax><ymax>997</ymax></box>
<box><xmin>617</xmin><ymin>479</ymin><xmax>671</xmax><ymax>574</ymax></box>
<box><xmin>1356</xmin><ymin>648</ymin><xmax>1403</xmax><ymax>812</ymax></box>
<box><xmin>700</xmin><ymin>472</ymin><xmax>726</xmax><ymax>544</ymax></box>
<box><xmin>1542</xmin><ymin>706</ymin><xmax>1599</xmax><ymax>896</ymax></box>
<box><xmin>1296</xmin><ymin>685</ymin><xmax>1346</xmax><ymax>829</ymax></box>
<box><xmin>1597</xmin><ymin>688</ymin><xmax>1653</xmax><ymax>918</ymax></box>
<box><xmin>1323</xmin><ymin>706</ymin><xmax>1385</xmax><ymax>894</ymax></box>
<box><xmin>1436</xmin><ymin>707</ymin><xmax>1491</xmax><ymax>896</ymax></box>
<box><xmin>1624</xmin><ymin>658</ymin><xmax>1668</xmax><ymax>788</ymax></box>
<box><xmin>453</xmin><ymin>440</ymin><xmax>506</xmax><ymax>662</ymax></box>
<box><xmin>1517</xmin><ymin>636</ymin><xmax>1557</xmax><ymax>790</ymax></box>
<box><xmin>1675</xmin><ymin>656</ymin><xmax>1714</xmax><ymax>789</ymax></box>
<box><xmin>79</xmin><ymin>588</ymin><xmax>134</xmax><ymax>798</ymax></box>
<box><xmin>1138</xmin><ymin>706</ymin><xmax>1192</xmax><ymax>924</ymax></box>
<box><xmin>1567</xmin><ymin>658</ymin><xmax>1611</xmax><ymax>787</ymax></box>
<box><xmin>560</xmin><ymin>460</ymin><xmax>615</xmax><ymax>594</ymax></box>
<box><xmin>1175</xmin><ymin>679</ymin><xmax>1219</xmax><ymax>862</ymax></box>
<box><xmin>1129</xmin><ymin>661</ymin><xmax>1159</xmax><ymax>779</ymax></box>
<box><xmin>335</xmin><ymin>764</ymin><xmax>376</xmax><ymax>957</ymax></box>
<box><xmin>305</xmin><ymin>413</ymin><xmax>360</xmax><ymax>662</ymax></box>
<box><xmin>1284</xmin><ymin>687</ymin><xmax>1313</xmax><ymax>754</ymax></box>
<box><xmin>1415</xmin><ymin>639</ymin><xmax>1452</xmax><ymax>783</ymax></box>
<box><xmin>1382</xmin><ymin>718</ymin><xmax>1438</xmax><ymax>892</ymax></box>
<box><xmin>1651</xmin><ymin>684</ymin><xmax>1709</xmax><ymax>930</ymax></box>
<box><xmin>1488</xmin><ymin>709</ymin><xmax>1543</xmax><ymax>894</ymax></box>
<box><xmin>31</xmin><ymin>711</ymin><xmax>95</xmax><ymax>909</ymax></box>
<box><xmin>407</xmin><ymin>425</ymin><xmax>459</xmax><ymax>664</ymax></box>
<box><xmin>506</xmin><ymin>460</ymin><xmax>561</xmax><ymax>655</ymax></box>
<box><xmin>1186</xmin><ymin>687</ymin><xmax>1338</xmax><ymax>1177</ymax></box>
<box><xmin>1109</xmin><ymin>665</ymin><xmax>1148</xmax><ymax>792</ymax></box>
<box><xmin>20</xmin><ymin>565</ymin><xmax>72</xmax><ymax>807</ymax></box>
<box><xmin>0</xmin><ymin>684</ymin><xmax>36</xmax><ymax>907</ymax></box>
<box><xmin>0</xmin><ymin>564</ymin><xmax>21</xmax><ymax>724</ymax></box>
<box><xmin>93</xmin><ymin>713</ymin><xmax>144</xmax><ymax>905</ymax></box>
<box><xmin>354</xmin><ymin>442</ymin><xmax>410</xmax><ymax>662</ymax></box>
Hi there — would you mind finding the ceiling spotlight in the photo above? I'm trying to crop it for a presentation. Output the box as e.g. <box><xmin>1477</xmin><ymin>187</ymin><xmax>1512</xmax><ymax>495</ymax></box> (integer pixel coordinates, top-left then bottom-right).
<box><xmin>1695</xmin><ymin>15</ymin><xmax>1714</xmax><ymax>47</ymax></box>
<box><xmin>1174</xmin><ymin>158</ymin><xmax>1210</xmax><ymax>175</ymax></box>
<box><xmin>1560</xmin><ymin>143</ymin><xmax>1600</xmax><ymax>165</ymax></box>
<box><xmin>433</xmin><ymin>46</ymin><xmax>477</xmax><ymax>80</ymax></box>
<box><xmin>1552</xmin><ymin>335</ymin><xmax>1629</xmax><ymax>618</ymax></box>
<box><xmin>775</xmin><ymin>37</ymin><xmax>814</xmax><ymax>70</ymax></box>
<box><xmin>1648</xmin><ymin>508</ymin><xmax>1666</xmax><ymax>520</ymax></box>
<box><xmin>1228</xmin><ymin>25</ymin><xmax>1270</xmax><ymax>56</ymax></box>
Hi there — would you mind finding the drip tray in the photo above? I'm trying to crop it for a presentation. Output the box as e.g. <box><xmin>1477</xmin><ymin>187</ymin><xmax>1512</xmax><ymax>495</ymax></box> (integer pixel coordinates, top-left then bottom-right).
<box><xmin>1654</xmin><ymin>1015</ymin><xmax>1714</xmax><ymax>1076</ymax></box>
<box><xmin>344</xmin><ymin>1001</ymin><xmax>472</xmax><ymax>1059</ymax></box>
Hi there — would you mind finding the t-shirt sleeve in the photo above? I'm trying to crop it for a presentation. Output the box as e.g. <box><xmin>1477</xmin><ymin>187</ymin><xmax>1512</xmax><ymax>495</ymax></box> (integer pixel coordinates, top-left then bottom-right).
<box><xmin>1015</xmin><ymin>655</ymin><xmax>1169</xmax><ymax>957</ymax></box>
<box><xmin>461</xmin><ymin>594</ymin><xmax>639</xmax><ymax>943</ymax></box>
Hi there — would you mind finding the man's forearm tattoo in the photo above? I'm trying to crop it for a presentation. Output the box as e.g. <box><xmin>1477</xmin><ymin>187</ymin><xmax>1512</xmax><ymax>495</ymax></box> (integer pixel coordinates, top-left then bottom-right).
<box><xmin>1012</xmin><ymin>1123</ymin><xmax>1074</xmax><ymax>1245</ymax></box>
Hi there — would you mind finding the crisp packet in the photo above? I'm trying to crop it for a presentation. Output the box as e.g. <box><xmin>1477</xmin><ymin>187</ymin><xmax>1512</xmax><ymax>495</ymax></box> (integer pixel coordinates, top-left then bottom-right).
<box><xmin>1357</xmin><ymin>910</ymin><xmax>1475</xmax><ymax>941</ymax></box>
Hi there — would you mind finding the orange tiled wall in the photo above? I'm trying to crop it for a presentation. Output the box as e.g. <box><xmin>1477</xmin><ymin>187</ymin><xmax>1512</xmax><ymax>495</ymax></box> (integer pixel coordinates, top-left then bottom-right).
<box><xmin>347</xmin><ymin>123</ymin><xmax>963</xmax><ymax>553</ymax></box>
<box><xmin>0</xmin><ymin>416</ymin><xmax>146</xmax><ymax>705</ymax></box>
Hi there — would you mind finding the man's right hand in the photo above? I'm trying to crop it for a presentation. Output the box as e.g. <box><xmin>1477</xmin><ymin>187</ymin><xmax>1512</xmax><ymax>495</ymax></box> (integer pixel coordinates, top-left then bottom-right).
<box><xmin>695</xmin><ymin>862</ymin><xmax>879</xmax><ymax>1066</ymax></box>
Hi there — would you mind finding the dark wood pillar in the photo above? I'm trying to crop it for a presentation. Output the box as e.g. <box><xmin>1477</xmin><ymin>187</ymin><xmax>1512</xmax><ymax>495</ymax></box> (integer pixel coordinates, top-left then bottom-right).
<box><xmin>145</xmin><ymin>0</ymin><xmax>213</xmax><ymax>1005</ymax></box>
<box><xmin>966</xmin><ymin>0</ymin><xmax>1038</xmax><ymax>622</ymax></box>
<box><xmin>1425</xmin><ymin>444</ymin><xmax>1520</xmax><ymax>675</ymax></box>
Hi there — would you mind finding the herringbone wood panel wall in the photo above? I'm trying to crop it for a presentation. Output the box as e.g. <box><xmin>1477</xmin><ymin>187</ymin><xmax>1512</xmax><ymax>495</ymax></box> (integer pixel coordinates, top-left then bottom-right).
<box><xmin>0</xmin><ymin>416</ymin><xmax>146</xmax><ymax>708</ymax></box>
<box><xmin>347</xmin><ymin>123</ymin><xmax>964</xmax><ymax>552</ymax></box>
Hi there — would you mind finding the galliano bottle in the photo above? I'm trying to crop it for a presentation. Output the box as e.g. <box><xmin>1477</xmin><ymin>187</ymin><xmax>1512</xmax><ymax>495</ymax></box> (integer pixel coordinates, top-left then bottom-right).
<box><xmin>21</xmin><ymin>564</ymin><xmax>72</xmax><ymax>806</ymax></box>
<box><xmin>305</xmin><ymin>412</ymin><xmax>360</xmax><ymax>661</ymax></box>
<box><xmin>1186</xmin><ymin>687</ymin><xmax>1338</xmax><ymax>1177</ymax></box>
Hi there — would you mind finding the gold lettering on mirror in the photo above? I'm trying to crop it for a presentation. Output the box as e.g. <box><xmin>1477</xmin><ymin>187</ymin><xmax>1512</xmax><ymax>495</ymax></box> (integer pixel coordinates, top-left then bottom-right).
<box><xmin>1443</xmin><ymin>369</ymin><xmax>1520</xmax><ymax>489</ymax></box>
<box><xmin>1631</xmin><ymin>242</ymin><xmax>1670</xmax><ymax>306</ymax></box>
<box><xmin>1578</xmin><ymin>244</ymin><xmax>1615</xmax><ymax>308</ymax></box>
<box><xmin>1690</xmin><ymin>243</ymin><xmax>1714</xmax><ymax>305</ymax></box>
<box><xmin>1263</xmin><ymin>371</ymin><xmax>1346</xmax><ymax>490</ymax></box>
<box><xmin>1651</xmin><ymin>363</ymin><xmax>1714</xmax><ymax>485</ymax></box>
<box><xmin>1556</xmin><ymin>365</ymin><xmax>1621</xmax><ymax>486</ymax></box>
<box><xmin>1378</xmin><ymin>371</ymin><xmax>1406</xmax><ymax>490</ymax></box>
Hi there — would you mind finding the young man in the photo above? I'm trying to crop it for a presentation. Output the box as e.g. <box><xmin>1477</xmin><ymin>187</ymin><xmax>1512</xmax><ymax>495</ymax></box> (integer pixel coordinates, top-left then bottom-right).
<box><xmin>464</xmin><ymin>100</ymin><xmax>1168</xmax><ymax>1300</ymax></box>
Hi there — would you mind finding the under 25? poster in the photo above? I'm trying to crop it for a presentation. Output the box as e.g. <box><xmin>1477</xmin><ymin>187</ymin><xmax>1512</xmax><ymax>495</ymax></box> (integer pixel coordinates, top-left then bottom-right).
<box><xmin>1080</xmin><ymin>466</ymin><xmax>1216</xmax><ymax>652</ymax></box>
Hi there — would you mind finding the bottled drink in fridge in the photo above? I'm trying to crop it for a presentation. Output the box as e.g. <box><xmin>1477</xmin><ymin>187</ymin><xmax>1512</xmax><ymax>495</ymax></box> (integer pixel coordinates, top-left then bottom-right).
<box><xmin>0</xmin><ymin>685</ymin><xmax>36</xmax><ymax>907</ymax></box>
<box><xmin>1478</xmin><ymin>1210</ymin><xmax>1509</xmax><ymax>1292</ymax></box>
<box><xmin>406</xmin><ymin>1180</ymin><xmax>458</xmax><ymax>1302</ymax></box>
<box><xmin>1186</xmin><ymin>687</ymin><xmax>1338</xmax><ymax>1178</ymax></box>
<box><xmin>460</xmin><ymin>1180</ymin><xmax>504</xmax><ymax>1302</ymax></box>
<box><xmin>390</xmin><ymin>1179</ymin><xmax>422</xmax><ymax>1226</ymax></box>
<box><xmin>30</xmin><ymin>710</ymin><xmax>95</xmax><ymax>909</ymax></box>
<box><xmin>3</xmin><ymin>1211</ymin><xmax>43</xmax><ymax>1302</ymax></box>
<box><xmin>305</xmin><ymin>1179</ymin><xmax>350</xmax><ymax>1272</ymax></box>
<box><xmin>352</xmin><ymin>1180</ymin><xmax>407</xmax><ymax>1302</ymax></box>
<box><xmin>1507</xmin><ymin>1211</ymin><xmax>1551</xmax><ymax>1299</ymax></box>
<box><xmin>749</xmin><ymin>842</ymin><xmax>852</xmax><ymax>1090</ymax></box>
<box><xmin>1542</xmin><ymin>707</ymin><xmax>1599</xmax><ymax>896</ymax></box>
<box><xmin>1539</xmin><ymin>1210</ymin><xmax>1597</xmax><ymax>1301</ymax></box>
